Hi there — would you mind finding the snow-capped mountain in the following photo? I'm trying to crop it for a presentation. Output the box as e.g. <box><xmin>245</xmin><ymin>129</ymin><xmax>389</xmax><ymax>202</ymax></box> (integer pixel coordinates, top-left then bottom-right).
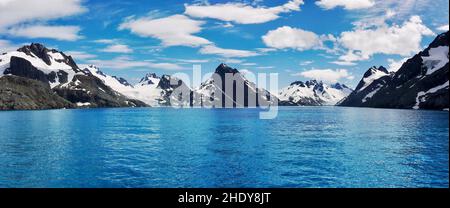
<box><xmin>0</xmin><ymin>43</ymin><xmax>82</xmax><ymax>88</ymax></box>
<box><xmin>340</xmin><ymin>31</ymin><xmax>449</xmax><ymax>110</ymax></box>
<box><xmin>278</xmin><ymin>80</ymin><xmax>353</xmax><ymax>106</ymax></box>
<box><xmin>132</xmin><ymin>73</ymin><xmax>193</xmax><ymax>107</ymax></box>
<box><xmin>194</xmin><ymin>63</ymin><xmax>277</xmax><ymax>107</ymax></box>
<box><xmin>355</xmin><ymin>66</ymin><xmax>392</xmax><ymax>92</ymax></box>
<box><xmin>0</xmin><ymin>43</ymin><xmax>147</xmax><ymax>109</ymax></box>
<box><xmin>338</xmin><ymin>66</ymin><xmax>393</xmax><ymax>106</ymax></box>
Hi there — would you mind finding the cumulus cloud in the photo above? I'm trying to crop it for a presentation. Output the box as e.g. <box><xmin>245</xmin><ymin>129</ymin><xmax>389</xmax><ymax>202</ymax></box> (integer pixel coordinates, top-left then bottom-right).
<box><xmin>119</xmin><ymin>14</ymin><xmax>210</xmax><ymax>47</ymax></box>
<box><xmin>316</xmin><ymin>0</ymin><xmax>375</xmax><ymax>10</ymax></box>
<box><xmin>6</xmin><ymin>25</ymin><xmax>83</xmax><ymax>41</ymax></box>
<box><xmin>436</xmin><ymin>24</ymin><xmax>449</xmax><ymax>32</ymax></box>
<box><xmin>337</xmin><ymin>16</ymin><xmax>434</xmax><ymax>63</ymax></box>
<box><xmin>0</xmin><ymin>0</ymin><xmax>86</xmax><ymax>40</ymax></box>
<box><xmin>199</xmin><ymin>45</ymin><xmax>260</xmax><ymax>58</ymax></box>
<box><xmin>184</xmin><ymin>0</ymin><xmax>304</xmax><ymax>24</ymax></box>
<box><xmin>100</xmin><ymin>44</ymin><xmax>133</xmax><ymax>53</ymax></box>
<box><xmin>87</xmin><ymin>56</ymin><xmax>185</xmax><ymax>71</ymax></box>
<box><xmin>293</xmin><ymin>68</ymin><xmax>354</xmax><ymax>83</ymax></box>
<box><xmin>262</xmin><ymin>26</ymin><xmax>322</xmax><ymax>51</ymax></box>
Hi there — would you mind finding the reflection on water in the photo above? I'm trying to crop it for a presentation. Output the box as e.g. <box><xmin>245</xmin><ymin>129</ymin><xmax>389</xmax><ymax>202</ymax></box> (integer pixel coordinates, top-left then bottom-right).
<box><xmin>0</xmin><ymin>107</ymin><xmax>448</xmax><ymax>187</ymax></box>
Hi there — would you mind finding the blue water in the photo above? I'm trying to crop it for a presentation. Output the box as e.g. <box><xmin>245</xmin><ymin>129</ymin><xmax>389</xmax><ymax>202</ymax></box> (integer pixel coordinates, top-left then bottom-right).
<box><xmin>0</xmin><ymin>107</ymin><xmax>448</xmax><ymax>188</ymax></box>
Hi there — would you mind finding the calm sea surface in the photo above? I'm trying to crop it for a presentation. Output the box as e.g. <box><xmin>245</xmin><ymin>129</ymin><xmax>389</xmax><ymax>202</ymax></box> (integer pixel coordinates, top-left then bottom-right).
<box><xmin>0</xmin><ymin>107</ymin><xmax>448</xmax><ymax>188</ymax></box>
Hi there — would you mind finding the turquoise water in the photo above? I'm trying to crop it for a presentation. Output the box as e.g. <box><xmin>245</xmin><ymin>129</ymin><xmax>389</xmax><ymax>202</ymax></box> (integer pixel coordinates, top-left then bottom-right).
<box><xmin>0</xmin><ymin>107</ymin><xmax>448</xmax><ymax>188</ymax></box>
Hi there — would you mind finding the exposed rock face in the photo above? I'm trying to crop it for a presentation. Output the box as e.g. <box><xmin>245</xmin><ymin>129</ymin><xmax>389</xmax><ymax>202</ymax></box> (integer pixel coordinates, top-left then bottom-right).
<box><xmin>339</xmin><ymin>31</ymin><xmax>449</xmax><ymax>110</ymax></box>
<box><xmin>4</xmin><ymin>56</ymin><xmax>62</xmax><ymax>85</ymax></box>
<box><xmin>195</xmin><ymin>64</ymin><xmax>277</xmax><ymax>107</ymax></box>
<box><xmin>0</xmin><ymin>75</ymin><xmax>73</xmax><ymax>110</ymax></box>
<box><xmin>278</xmin><ymin>80</ymin><xmax>353</xmax><ymax>106</ymax></box>
<box><xmin>112</xmin><ymin>76</ymin><xmax>132</xmax><ymax>87</ymax></box>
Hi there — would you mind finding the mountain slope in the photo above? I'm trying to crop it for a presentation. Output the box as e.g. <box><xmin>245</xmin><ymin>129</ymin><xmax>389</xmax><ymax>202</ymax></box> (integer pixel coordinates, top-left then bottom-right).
<box><xmin>195</xmin><ymin>64</ymin><xmax>277</xmax><ymax>107</ymax></box>
<box><xmin>278</xmin><ymin>80</ymin><xmax>353</xmax><ymax>106</ymax></box>
<box><xmin>0</xmin><ymin>75</ymin><xmax>73</xmax><ymax>110</ymax></box>
<box><xmin>339</xmin><ymin>31</ymin><xmax>449</xmax><ymax>110</ymax></box>
<box><xmin>338</xmin><ymin>66</ymin><xmax>393</xmax><ymax>106</ymax></box>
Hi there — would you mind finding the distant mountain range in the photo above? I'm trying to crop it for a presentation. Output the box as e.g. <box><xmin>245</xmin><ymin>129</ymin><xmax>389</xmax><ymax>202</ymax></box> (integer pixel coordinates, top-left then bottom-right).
<box><xmin>0</xmin><ymin>31</ymin><xmax>448</xmax><ymax>110</ymax></box>
<box><xmin>278</xmin><ymin>80</ymin><xmax>353</xmax><ymax>106</ymax></box>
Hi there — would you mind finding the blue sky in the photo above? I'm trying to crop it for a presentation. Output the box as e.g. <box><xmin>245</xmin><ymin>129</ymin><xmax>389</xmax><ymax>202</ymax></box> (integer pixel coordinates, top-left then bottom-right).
<box><xmin>0</xmin><ymin>0</ymin><xmax>449</xmax><ymax>88</ymax></box>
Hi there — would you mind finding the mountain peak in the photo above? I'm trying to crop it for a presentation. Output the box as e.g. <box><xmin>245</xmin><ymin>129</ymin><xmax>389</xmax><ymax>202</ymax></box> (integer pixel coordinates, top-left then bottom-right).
<box><xmin>215</xmin><ymin>63</ymin><xmax>239</xmax><ymax>75</ymax></box>
<box><xmin>364</xmin><ymin>66</ymin><xmax>388</xmax><ymax>78</ymax></box>
<box><xmin>16</xmin><ymin>43</ymin><xmax>79</xmax><ymax>70</ymax></box>
<box><xmin>139</xmin><ymin>73</ymin><xmax>160</xmax><ymax>85</ymax></box>
<box><xmin>17</xmin><ymin>43</ymin><xmax>53</xmax><ymax>65</ymax></box>
<box><xmin>290</xmin><ymin>81</ymin><xmax>305</xmax><ymax>86</ymax></box>
<box><xmin>331</xmin><ymin>83</ymin><xmax>351</xmax><ymax>90</ymax></box>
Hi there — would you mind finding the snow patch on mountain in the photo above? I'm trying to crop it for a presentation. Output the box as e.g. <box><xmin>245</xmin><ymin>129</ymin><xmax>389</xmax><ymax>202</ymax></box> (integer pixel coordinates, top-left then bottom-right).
<box><xmin>130</xmin><ymin>74</ymin><xmax>163</xmax><ymax>106</ymax></box>
<box><xmin>422</xmin><ymin>46</ymin><xmax>449</xmax><ymax>75</ymax></box>
<box><xmin>362</xmin><ymin>84</ymin><xmax>383</xmax><ymax>103</ymax></box>
<box><xmin>413</xmin><ymin>81</ymin><xmax>449</xmax><ymax>109</ymax></box>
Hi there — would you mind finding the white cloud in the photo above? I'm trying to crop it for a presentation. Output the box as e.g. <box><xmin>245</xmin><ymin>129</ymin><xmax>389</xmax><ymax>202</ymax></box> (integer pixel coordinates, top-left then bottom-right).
<box><xmin>184</xmin><ymin>0</ymin><xmax>304</xmax><ymax>24</ymax></box>
<box><xmin>316</xmin><ymin>0</ymin><xmax>375</xmax><ymax>10</ymax></box>
<box><xmin>0</xmin><ymin>0</ymin><xmax>86</xmax><ymax>29</ymax></box>
<box><xmin>66</xmin><ymin>51</ymin><xmax>97</xmax><ymax>60</ymax></box>
<box><xmin>337</xmin><ymin>16</ymin><xmax>434</xmax><ymax>63</ymax></box>
<box><xmin>299</xmin><ymin>60</ymin><xmax>314</xmax><ymax>66</ymax></box>
<box><xmin>220</xmin><ymin>58</ymin><xmax>244</xmax><ymax>64</ymax></box>
<box><xmin>293</xmin><ymin>68</ymin><xmax>354</xmax><ymax>83</ymax></box>
<box><xmin>436</xmin><ymin>24</ymin><xmax>449</xmax><ymax>32</ymax></box>
<box><xmin>119</xmin><ymin>14</ymin><xmax>210</xmax><ymax>47</ymax></box>
<box><xmin>0</xmin><ymin>0</ymin><xmax>86</xmax><ymax>40</ymax></box>
<box><xmin>387</xmin><ymin>57</ymin><xmax>409</xmax><ymax>72</ymax></box>
<box><xmin>256</xmin><ymin>66</ymin><xmax>275</xmax><ymax>69</ymax></box>
<box><xmin>87</xmin><ymin>56</ymin><xmax>184</xmax><ymax>71</ymax></box>
<box><xmin>349</xmin><ymin>0</ymin><xmax>448</xmax><ymax>30</ymax></box>
<box><xmin>0</xmin><ymin>39</ymin><xmax>19</xmax><ymax>53</ymax></box>
<box><xmin>100</xmin><ymin>44</ymin><xmax>133</xmax><ymax>53</ymax></box>
<box><xmin>262</xmin><ymin>26</ymin><xmax>322</xmax><ymax>51</ymax></box>
<box><xmin>6</xmin><ymin>25</ymin><xmax>82</xmax><ymax>41</ymax></box>
<box><xmin>330</xmin><ymin>60</ymin><xmax>357</xmax><ymax>66</ymax></box>
<box><xmin>256</xmin><ymin>48</ymin><xmax>277</xmax><ymax>53</ymax></box>
<box><xmin>199</xmin><ymin>45</ymin><xmax>260</xmax><ymax>58</ymax></box>
<box><xmin>93</xmin><ymin>39</ymin><xmax>118</xmax><ymax>44</ymax></box>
